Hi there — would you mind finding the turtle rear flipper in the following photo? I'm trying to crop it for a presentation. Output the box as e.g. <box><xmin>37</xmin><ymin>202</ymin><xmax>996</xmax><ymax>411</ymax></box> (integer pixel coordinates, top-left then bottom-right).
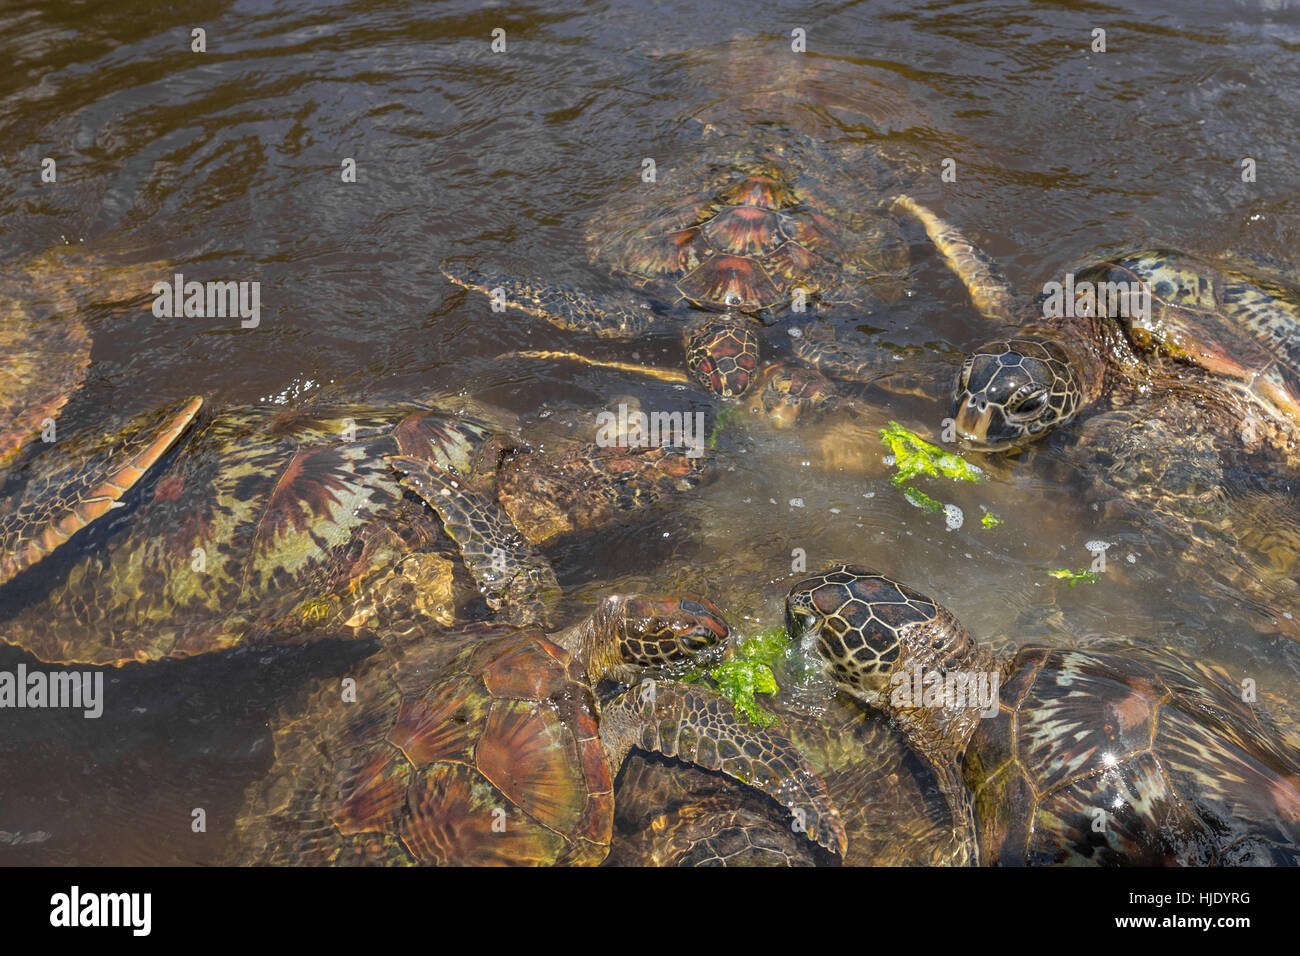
<box><xmin>441</xmin><ymin>260</ymin><xmax>654</xmax><ymax>338</ymax></box>
<box><xmin>601</xmin><ymin>678</ymin><xmax>847</xmax><ymax>857</ymax></box>
<box><xmin>0</xmin><ymin>395</ymin><xmax>202</xmax><ymax>587</ymax></box>
<box><xmin>390</xmin><ymin>454</ymin><xmax>559</xmax><ymax>628</ymax></box>
<box><xmin>892</xmin><ymin>195</ymin><xmax>1024</xmax><ymax>328</ymax></box>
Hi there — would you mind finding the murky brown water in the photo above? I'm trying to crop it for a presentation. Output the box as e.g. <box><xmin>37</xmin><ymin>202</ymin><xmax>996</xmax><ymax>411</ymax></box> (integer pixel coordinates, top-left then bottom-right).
<box><xmin>3</xmin><ymin>0</ymin><xmax>1300</xmax><ymax>864</ymax></box>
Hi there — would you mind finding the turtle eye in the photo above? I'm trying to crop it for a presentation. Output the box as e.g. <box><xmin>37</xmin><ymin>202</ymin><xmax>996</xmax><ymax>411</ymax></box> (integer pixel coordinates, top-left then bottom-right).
<box><xmin>1008</xmin><ymin>387</ymin><xmax>1048</xmax><ymax>416</ymax></box>
<box><xmin>786</xmin><ymin>608</ymin><xmax>818</xmax><ymax>638</ymax></box>
<box><xmin>679</xmin><ymin>629</ymin><xmax>721</xmax><ymax>653</ymax></box>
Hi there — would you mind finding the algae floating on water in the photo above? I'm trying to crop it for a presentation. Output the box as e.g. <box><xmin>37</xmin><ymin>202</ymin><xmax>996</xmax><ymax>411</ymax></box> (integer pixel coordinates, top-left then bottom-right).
<box><xmin>878</xmin><ymin>422</ymin><xmax>983</xmax><ymax>514</ymax></box>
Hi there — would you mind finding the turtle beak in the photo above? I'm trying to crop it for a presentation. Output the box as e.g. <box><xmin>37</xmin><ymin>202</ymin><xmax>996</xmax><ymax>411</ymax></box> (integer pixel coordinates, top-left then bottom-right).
<box><xmin>953</xmin><ymin>395</ymin><xmax>994</xmax><ymax>444</ymax></box>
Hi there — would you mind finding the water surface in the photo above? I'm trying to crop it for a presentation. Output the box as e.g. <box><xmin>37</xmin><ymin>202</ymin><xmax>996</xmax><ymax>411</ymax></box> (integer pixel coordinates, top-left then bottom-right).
<box><xmin>2</xmin><ymin>0</ymin><xmax>1299</xmax><ymax>864</ymax></box>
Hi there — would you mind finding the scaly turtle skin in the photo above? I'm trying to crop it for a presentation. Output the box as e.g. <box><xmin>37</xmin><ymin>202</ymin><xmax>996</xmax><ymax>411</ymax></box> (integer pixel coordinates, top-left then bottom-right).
<box><xmin>0</xmin><ymin>397</ymin><xmax>711</xmax><ymax>664</ymax></box>
<box><xmin>787</xmin><ymin>564</ymin><xmax>1300</xmax><ymax>866</ymax></box>
<box><xmin>0</xmin><ymin>249</ymin><xmax>197</xmax><ymax>588</ymax></box>
<box><xmin>894</xmin><ymin>196</ymin><xmax>1300</xmax><ymax>461</ymax></box>
<box><xmin>231</xmin><ymin>459</ymin><xmax>845</xmax><ymax>866</ymax></box>
<box><xmin>606</xmin><ymin>694</ymin><xmax>953</xmax><ymax>866</ymax></box>
<box><xmin>605</xmin><ymin>755</ymin><xmax>823</xmax><ymax>866</ymax></box>
<box><xmin>443</xmin><ymin>133</ymin><xmax>917</xmax><ymax>400</ymax></box>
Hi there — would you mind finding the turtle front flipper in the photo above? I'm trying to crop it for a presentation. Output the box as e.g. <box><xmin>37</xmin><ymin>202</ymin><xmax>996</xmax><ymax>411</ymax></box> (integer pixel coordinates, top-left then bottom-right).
<box><xmin>500</xmin><ymin>313</ymin><xmax>762</xmax><ymax>400</ymax></box>
<box><xmin>600</xmin><ymin>678</ymin><xmax>847</xmax><ymax>857</ymax></box>
<box><xmin>389</xmin><ymin>454</ymin><xmax>559</xmax><ymax>628</ymax></box>
<box><xmin>0</xmin><ymin>395</ymin><xmax>202</xmax><ymax>587</ymax></box>
<box><xmin>892</xmin><ymin>195</ymin><xmax>1023</xmax><ymax>327</ymax></box>
<box><xmin>441</xmin><ymin>260</ymin><xmax>654</xmax><ymax>338</ymax></box>
<box><xmin>495</xmin><ymin>350</ymin><xmax>691</xmax><ymax>385</ymax></box>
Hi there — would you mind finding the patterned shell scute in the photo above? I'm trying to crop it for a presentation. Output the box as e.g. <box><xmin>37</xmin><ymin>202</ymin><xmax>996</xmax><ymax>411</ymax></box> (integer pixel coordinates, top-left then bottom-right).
<box><xmin>967</xmin><ymin>647</ymin><xmax>1300</xmax><ymax>865</ymax></box>
<box><xmin>590</xmin><ymin>145</ymin><xmax>907</xmax><ymax>316</ymax></box>
<box><xmin>241</xmin><ymin>631</ymin><xmax>615</xmax><ymax>866</ymax></box>
<box><xmin>1081</xmin><ymin>252</ymin><xmax>1300</xmax><ymax>427</ymax></box>
<box><xmin>17</xmin><ymin>405</ymin><xmax>488</xmax><ymax>663</ymax></box>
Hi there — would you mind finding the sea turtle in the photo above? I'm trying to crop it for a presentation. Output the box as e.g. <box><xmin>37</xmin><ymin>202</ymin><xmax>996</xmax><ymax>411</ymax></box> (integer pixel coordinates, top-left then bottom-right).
<box><xmin>603</xmin><ymin>565</ymin><xmax>950</xmax><ymax>868</ymax></box>
<box><xmin>887</xmin><ymin>197</ymin><xmax>1300</xmax><ymax>636</ymax></box>
<box><xmin>442</xmin><ymin>131</ymin><xmax>924</xmax><ymax>401</ymax></box>
<box><xmin>0</xmin><ymin>394</ymin><xmax>711</xmax><ymax>664</ymax></box>
<box><xmin>786</xmin><ymin>564</ymin><xmax>1300</xmax><ymax>865</ymax></box>
<box><xmin>0</xmin><ymin>248</ymin><xmax>203</xmax><ymax>589</ymax></box>
<box><xmin>892</xmin><ymin>196</ymin><xmax>1300</xmax><ymax>464</ymax></box>
<box><xmin>230</xmin><ymin>458</ymin><xmax>845</xmax><ymax>866</ymax></box>
<box><xmin>605</xmin><ymin>694</ymin><xmax>952</xmax><ymax>866</ymax></box>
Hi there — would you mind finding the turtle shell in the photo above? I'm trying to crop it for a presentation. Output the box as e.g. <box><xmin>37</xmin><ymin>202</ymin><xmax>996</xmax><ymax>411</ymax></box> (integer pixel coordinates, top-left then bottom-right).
<box><xmin>606</xmin><ymin>754</ymin><xmax>821</xmax><ymax>866</ymax></box>
<box><xmin>2</xmin><ymin>404</ymin><xmax>488</xmax><ymax>664</ymax></box>
<box><xmin>235</xmin><ymin>628</ymin><xmax>615</xmax><ymax>866</ymax></box>
<box><xmin>968</xmin><ymin>645</ymin><xmax>1300</xmax><ymax>865</ymax></box>
<box><xmin>1079</xmin><ymin>251</ymin><xmax>1300</xmax><ymax>440</ymax></box>
<box><xmin>607</xmin><ymin>693</ymin><xmax>953</xmax><ymax>866</ymax></box>
<box><xmin>3</xmin><ymin>392</ymin><xmax>716</xmax><ymax>664</ymax></box>
<box><xmin>588</xmin><ymin>140</ymin><xmax>908</xmax><ymax>316</ymax></box>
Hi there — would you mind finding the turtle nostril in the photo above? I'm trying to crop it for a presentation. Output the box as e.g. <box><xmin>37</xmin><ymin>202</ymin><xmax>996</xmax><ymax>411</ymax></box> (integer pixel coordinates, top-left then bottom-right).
<box><xmin>978</xmin><ymin>399</ymin><xmax>988</xmax><ymax>412</ymax></box>
<box><xmin>967</xmin><ymin>395</ymin><xmax>978</xmax><ymax>408</ymax></box>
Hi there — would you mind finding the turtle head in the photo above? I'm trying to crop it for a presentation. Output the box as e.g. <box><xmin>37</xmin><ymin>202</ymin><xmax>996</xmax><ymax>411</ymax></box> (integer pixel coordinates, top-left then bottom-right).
<box><xmin>951</xmin><ymin>338</ymin><xmax>1081</xmax><ymax>451</ymax></box>
<box><xmin>746</xmin><ymin>362</ymin><xmax>837</xmax><ymax>429</ymax></box>
<box><xmin>785</xmin><ymin>565</ymin><xmax>974</xmax><ymax>708</ymax></box>
<box><xmin>684</xmin><ymin>315</ymin><xmax>760</xmax><ymax>398</ymax></box>
<box><xmin>580</xmin><ymin>593</ymin><xmax>731</xmax><ymax>682</ymax></box>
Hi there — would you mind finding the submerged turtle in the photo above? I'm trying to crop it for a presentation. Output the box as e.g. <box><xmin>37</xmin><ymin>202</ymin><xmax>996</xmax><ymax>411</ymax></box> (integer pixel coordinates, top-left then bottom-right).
<box><xmin>1</xmin><ymin>395</ymin><xmax>710</xmax><ymax>665</ymax></box>
<box><xmin>604</xmin><ymin>569</ymin><xmax>950</xmax><ymax>868</ymax></box>
<box><xmin>443</xmin><ymin>132</ymin><xmax>922</xmax><ymax>400</ymax></box>
<box><xmin>606</xmin><ymin>754</ymin><xmax>823</xmax><ymax>866</ymax></box>
<box><xmin>232</xmin><ymin>457</ymin><xmax>845</xmax><ymax>865</ymax></box>
<box><xmin>893</xmin><ymin>196</ymin><xmax>1300</xmax><ymax>463</ymax></box>
<box><xmin>786</xmin><ymin>564</ymin><xmax>1300</xmax><ymax>865</ymax></box>
<box><xmin>606</xmin><ymin>693</ymin><xmax>952</xmax><ymax>867</ymax></box>
<box><xmin>0</xmin><ymin>249</ymin><xmax>202</xmax><ymax>587</ymax></box>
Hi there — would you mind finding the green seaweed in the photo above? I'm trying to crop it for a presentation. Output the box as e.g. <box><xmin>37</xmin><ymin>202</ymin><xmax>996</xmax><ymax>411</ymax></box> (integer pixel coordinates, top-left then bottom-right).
<box><xmin>1048</xmin><ymin>568</ymin><xmax>1099</xmax><ymax>586</ymax></box>
<box><xmin>685</xmin><ymin>625</ymin><xmax>789</xmax><ymax>726</ymax></box>
<box><xmin>735</xmin><ymin>625</ymin><xmax>790</xmax><ymax>666</ymax></box>
<box><xmin>879</xmin><ymin>422</ymin><xmax>983</xmax><ymax>513</ymax></box>
<box><xmin>708</xmin><ymin>660</ymin><xmax>779</xmax><ymax>727</ymax></box>
<box><xmin>901</xmin><ymin>485</ymin><xmax>944</xmax><ymax>514</ymax></box>
<box><xmin>707</xmin><ymin>406</ymin><xmax>746</xmax><ymax>448</ymax></box>
<box><xmin>981</xmin><ymin>511</ymin><xmax>1003</xmax><ymax>529</ymax></box>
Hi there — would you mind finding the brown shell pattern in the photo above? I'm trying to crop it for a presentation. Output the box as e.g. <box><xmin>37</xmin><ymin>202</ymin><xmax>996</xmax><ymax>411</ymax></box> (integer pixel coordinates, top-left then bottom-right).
<box><xmin>969</xmin><ymin>647</ymin><xmax>1300</xmax><ymax>865</ymax></box>
<box><xmin>590</xmin><ymin>145</ymin><xmax>906</xmax><ymax>315</ymax></box>
<box><xmin>234</xmin><ymin>631</ymin><xmax>614</xmax><ymax>866</ymax></box>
